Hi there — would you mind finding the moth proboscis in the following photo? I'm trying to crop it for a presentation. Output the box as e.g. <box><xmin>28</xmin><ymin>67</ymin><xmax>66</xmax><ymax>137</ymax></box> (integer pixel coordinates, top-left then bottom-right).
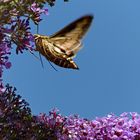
<box><xmin>34</xmin><ymin>15</ymin><xmax>93</xmax><ymax>70</ymax></box>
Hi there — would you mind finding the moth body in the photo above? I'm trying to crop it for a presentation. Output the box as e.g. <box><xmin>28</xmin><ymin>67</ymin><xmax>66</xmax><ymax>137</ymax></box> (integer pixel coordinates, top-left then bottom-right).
<box><xmin>34</xmin><ymin>15</ymin><xmax>93</xmax><ymax>70</ymax></box>
<box><xmin>34</xmin><ymin>34</ymin><xmax>79</xmax><ymax>69</ymax></box>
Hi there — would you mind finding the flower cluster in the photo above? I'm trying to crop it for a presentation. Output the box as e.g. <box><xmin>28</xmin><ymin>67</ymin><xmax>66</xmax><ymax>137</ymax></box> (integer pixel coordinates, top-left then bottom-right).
<box><xmin>10</xmin><ymin>18</ymin><xmax>34</xmax><ymax>54</ymax></box>
<box><xmin>0</xmin><ymin>0</ymin><xmax>69</xmax><ymax>84</ymax></box>
<box><xmin>0</xmin><ymin>85</ymin><xmax>140</xmax><ymax>140</ymax></box>
<box><xmin>61</xmin><ymin>113</ymin><xmax>140</xmax><ymax>140</ymax></box>
<box><xmin>0</xmin><ymin>0</ymin><xmax>51</xmax><ymax>84</ymax></box>
<box><xmin>3</xmin><ymin>1</ymin><xmax>139</xmax><ymax>140</ymax></box>
<box><xmin>0</xmin><ymin>85</ymin><xmax>32</xmax><ymax>139</ymax></box>
<box><xmin>0</xmin><ymin>29</ymin><xmax>11</xmax><ymax>80</ymax></box>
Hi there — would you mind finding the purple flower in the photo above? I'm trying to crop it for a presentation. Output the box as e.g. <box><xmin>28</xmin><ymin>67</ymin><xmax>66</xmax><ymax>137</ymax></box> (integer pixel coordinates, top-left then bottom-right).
<box><xmin>0</xmin><ymin>85</ymin><xmax>140</xmax><ymax>139</ymax></box>
<box><xmin>0</xmin><ymin>0</ymin><xmax>67</xmax><ymax>81</ymax></box>
<box><xmin>0</xmin><ymin>30</ymin><xmax>12</xmax><ymax>79</ymax></box>
<box><xmin>9</xmin><ymin>18</ymin><xmax>34</xmax><ymax>54</ymax></box>
<box><xmin>30</xmin><ymin>2</ymin><xmax>48</xmax><ymax>24</ymax></box>
<box><xmin>33</xmin><ymin>110</ymin><xmax>140</xmax><ymax>139</ymax></box>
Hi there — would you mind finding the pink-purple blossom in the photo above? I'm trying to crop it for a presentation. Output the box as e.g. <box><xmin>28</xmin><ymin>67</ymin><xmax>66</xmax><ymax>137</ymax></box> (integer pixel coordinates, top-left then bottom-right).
<box><xmin>1</xmin><ymin>85</ymin><xmax>140</xmax><ymax>139</ymax></box>
<box><xmin>34</xmin><ymin>111</ymin><xmax>140</xmax><ymax>140</ymax></box>
<box><xmin>0</xmin><ymin>0</ymin><xmax>50</xmax><ymax>82</ymax></box>
<box><xmin>1</xmin><ymin>1</ymin><xmax>139</xmax><ymax>139</ymax></box>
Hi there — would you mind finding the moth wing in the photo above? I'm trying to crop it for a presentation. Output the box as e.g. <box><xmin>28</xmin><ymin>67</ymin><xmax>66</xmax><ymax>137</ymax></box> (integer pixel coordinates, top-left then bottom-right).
<box><xmin>50</xmin><ymin>37</ymin><xmax>82</xmax><ymax>57</ymax></box>
<box><xmin>49</xmin><ymin>15</ymin><xmax>93</xmax><ymax>57</ymax></box>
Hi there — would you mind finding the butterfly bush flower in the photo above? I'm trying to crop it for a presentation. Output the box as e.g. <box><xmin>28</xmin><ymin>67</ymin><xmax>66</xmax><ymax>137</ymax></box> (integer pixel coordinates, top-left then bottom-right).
<box><xmin>0</xmin><ymin>86</ymin><xmax>140</xmax><ymax>139</ymax></box>
<box><xmin>30</xmin><ymin>2</ymin><xmax>49</xmax><ymax>24</ymax></box>
<box><xmin>0</xmin><ymin>0</ymin><xmax>68</xmax><ymax>82</ymax></box>
<box><xmin>59</xmin><ymin>113</ymin><xmax>140</xmax><ymax>140</ymax></box>
<box><xmin>2</xmin><ymin>1</ymin><xmax>140</xmax><ymax>139</ymax></box>
<box><xmin>10</xmin><ymin>18</ymin><xmax>34</xmax><ymax>54</ymax></box>
<box><xmin>27</xmin><ymin>109</ymin><xmax>140</xmax><ymax>140</ymax></box>
<box><xmin>0</xmin><ymin>0</ymin><xmax>54</xmax><ymax>83</ymax></box>
<box><xmin>0</xmin><ymin>84</ymin><xmax>140</xmax><ymax>139</ymax></box>
<box><xmin>0</xmin><ymin>29</ymin><xmax>11</xmax><ymax>83</ymax></box>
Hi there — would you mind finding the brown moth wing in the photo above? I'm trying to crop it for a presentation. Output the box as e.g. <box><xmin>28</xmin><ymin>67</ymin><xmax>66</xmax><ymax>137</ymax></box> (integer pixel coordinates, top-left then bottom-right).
<box><xmin>50</xmin><ymin>15</ymin><xmax>93</xmax><ymax>39</ymax></box>
<box><xmin>50</xmin><ymin>37</ymin><xmax>82</xmax><ymax>58</ymax></box>
<box><xmin>49</xmin><ymin>15</ymin><xmax>93</xmax><ymax>57</ymax></box>
<box><xmin>34</xmin><ymin>35</ymin><xmax>79</xmax><ymax>69</ymax></box>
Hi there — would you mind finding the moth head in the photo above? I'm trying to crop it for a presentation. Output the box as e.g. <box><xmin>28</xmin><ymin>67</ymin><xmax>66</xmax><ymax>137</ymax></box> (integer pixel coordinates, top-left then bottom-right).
<box><xmin>34</xmin><ymin>34</ymin><xmax>42</xmax><ymax>51</ymax></box>
<box><xmin>34</xmin><ymin>34</ymin><xmax>50</xmax><ymax>52</ymax></box>
<box><xmin>34</xmin><ymin>34</ymin><xmax>41</xmax><ymax>40</ymax></box>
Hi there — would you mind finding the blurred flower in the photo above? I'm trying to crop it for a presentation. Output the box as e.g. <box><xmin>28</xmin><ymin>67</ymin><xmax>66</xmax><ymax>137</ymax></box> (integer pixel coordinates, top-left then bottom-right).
<box><xmin>0</xmin><ymin>0</ymin><xmax>50</xmax><ymax>80</ymax></box>
<box><xmin>30</xmin><ymin>2</ymin><xmax>48</xmax><ymax>24</ymax></box>
<box><xmin>0</xmin><ymin>85</ymin><xmax>140</xmax><ymax>139</ymax></box>
<box><xmin>0</xmin><ymin>29</ymin><xmax>11</xmax><ymax>80</ymax></box>
<box><xmin>0</xmin><ymin>0</ymin><xmax>69</xmax><ymax>81</ymax></box>
<box><xmin>60</xmin><ymin>113</ymin><xmax>140</xmax><ymax>140</ymax></box>
<box><xmin>9</xmin><ymin>18</ymin><xmax>34</xmax><ymax>54</ymax></box>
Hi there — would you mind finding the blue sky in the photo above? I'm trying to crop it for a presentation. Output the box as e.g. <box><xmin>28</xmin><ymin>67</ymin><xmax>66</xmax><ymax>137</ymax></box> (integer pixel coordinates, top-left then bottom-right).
<box><xmin>4</xmin><ymin>0</ymin><xmax>140</xmax><ymax>119</ymax></box>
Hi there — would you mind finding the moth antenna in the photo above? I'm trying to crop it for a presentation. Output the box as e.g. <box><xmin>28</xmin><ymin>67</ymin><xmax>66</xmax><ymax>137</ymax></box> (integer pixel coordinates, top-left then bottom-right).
<box><xmin>36</xmin><ymin>24</ymin><xmax>57</xmax><ymax>71</ymax></box>
<box><xmin>38</xmin><ymin>51</ymin><xmax>57</xmax><ymax>71</ymax></box>
<box><xmin>36</xmin><ymin>24</ymin><xmax>44</xmax><ymax>68</ymax></box>
<box><xmin>37</xmin><ymin>24</ymin><xmax>39</xmax><ymax>34</ymax></box>
<box><xmin>28</xmin><ymin>49</ymin><xmax>39</xmax><ymax>60</ymax></box>
<box><xmin>41</xmin><ymin>50</ymin><xmax>58</xmax><ymax>71</ymax></box>
<box><xmin>39</xmin><ymin>52</ymin><xmax>44</xmax><ymax>68</ymax></box>
<box><xmin>47</xmin><ymin>59</ymin><xmax>58</xmax><ymax>71</ymax></box>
